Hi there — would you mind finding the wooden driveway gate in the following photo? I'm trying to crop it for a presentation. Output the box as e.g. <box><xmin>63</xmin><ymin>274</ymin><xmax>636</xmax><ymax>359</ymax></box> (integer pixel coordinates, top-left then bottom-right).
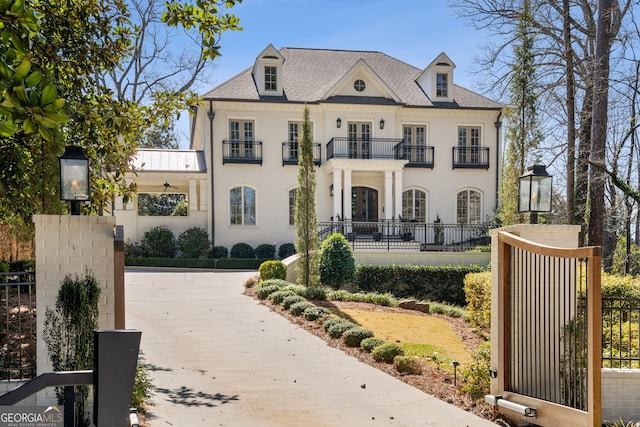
<box><xmin>487</xmin><ymin>231</ymin><xmax>601</xmax><ymax>427</ymax></box>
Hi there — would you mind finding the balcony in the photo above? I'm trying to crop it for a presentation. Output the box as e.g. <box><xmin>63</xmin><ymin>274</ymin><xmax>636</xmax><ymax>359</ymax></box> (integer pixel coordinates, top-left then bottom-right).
<box><xmin>281</xmin><ymin>142</ymin><xmax>322</xmax><ymax>166</ymax></box>
<box><xmin>395</xmin><ymin>145</ymin><xmax>435</xmax><ymax>168</ymax></box>
<box><xmin>452</xmin><ymin>146</ymin><xmax>490</xmax><ymax>169</ymax></box>
<box><xmin>223</xmin><ymin>140</ymin><xmax>263</xmax><ymax>165</ymax></box>
<box><xmin>326</xmin><ymin>137</ymin><xmax>404</xmax><ymax>161</ymax></box>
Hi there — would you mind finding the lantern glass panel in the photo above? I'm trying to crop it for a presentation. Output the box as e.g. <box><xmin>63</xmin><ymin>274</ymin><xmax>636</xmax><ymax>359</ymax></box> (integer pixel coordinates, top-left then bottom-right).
<box><xmin>60</xmin><ymin>158</ymin><xmax>89</xmax><ymax>201</ymax></box>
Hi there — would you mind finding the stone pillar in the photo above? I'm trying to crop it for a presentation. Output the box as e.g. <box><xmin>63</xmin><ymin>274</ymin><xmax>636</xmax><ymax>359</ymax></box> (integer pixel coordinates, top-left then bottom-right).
<box><xmin>342</xmin><ymin>170</ymin><xmax>352</xmax><ymax>220</ymax></box>
<box><xmin>394</xmin><ymin>170</ymin><xmax>403</xmax><ymax>219</ymax></box>
<box><xmin>332</xmin><ymin>170</ymin><xmax>342</xmax><ymax>220</ymax></box>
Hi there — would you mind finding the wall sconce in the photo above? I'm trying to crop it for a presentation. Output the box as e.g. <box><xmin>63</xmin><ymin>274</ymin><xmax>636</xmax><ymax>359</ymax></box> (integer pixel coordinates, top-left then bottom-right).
<box><xmin>336</xmin><ymin>118</ymin><xmax>342</xmax><ymax>128</ymax></box>
<box><xmin>518</xmin><ymin>164</ymin><xmax>553</xmax><ymax>224</ymax></box>
<box><xmin>329</xmin><ymin>184</ymin><xmax>334</xmax><ymax>197</ymax></box>
<box><xmin>379</xmin><ymin>119</ymin><xmax>385</xmax><ymax>129</ymax></box>
<box><xmin>59</xmin><ymin>145</ymin><xmax>90</xmax><ymax>215</ymax></box>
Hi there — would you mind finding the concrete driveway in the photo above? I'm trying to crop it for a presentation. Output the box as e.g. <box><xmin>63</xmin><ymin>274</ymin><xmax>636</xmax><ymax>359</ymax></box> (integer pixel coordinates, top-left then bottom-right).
<box><xmin>125</xmin><ymin>270</ymin><xmax>497</xmax><ymax>426</ymax></box>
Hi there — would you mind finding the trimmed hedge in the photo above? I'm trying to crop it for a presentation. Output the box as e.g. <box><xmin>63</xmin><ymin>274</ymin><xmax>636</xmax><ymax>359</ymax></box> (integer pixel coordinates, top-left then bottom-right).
<box><xmin>355</xmin><ymin>264</ymin><xmax>485</xmax><ymax>306</ymax></box>
<box><xmin>464</xmin><ymin>272</ymin><xmax>491</xmax><ymax>330</ymax></box>
<box><xmin>126</xmin><ymin>257</ymin><xmax>267</xmax><ymax>269</ymax></box>
<box><xmin>361</xmin><ymin>337</ymin><xmax>386</xmax><ymax>352</ymax></box>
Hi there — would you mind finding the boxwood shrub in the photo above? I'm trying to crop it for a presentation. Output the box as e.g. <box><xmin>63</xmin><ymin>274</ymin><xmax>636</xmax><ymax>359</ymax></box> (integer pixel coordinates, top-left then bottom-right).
<box><xmin>282</xmin><ymin>295</ymin><xmax>307</xmax><ymax>310</ymax></box>
<box><xmin>343</xmin><ymin>327</ymin><xmax>374</xmax><ymax>347</ymax></box>
<box><xmin>268</xmin><ymin>290</ymin><xmax>298</xmax><ymax>305</ymax></box>
<box><xmin>303</xmin><ymin>306</ymin><xmax>331</xmax><ymax>321</ymax></box>
<box><xmin>259</xmin><ymin>260</ymin><xmax>287</xmax><ymax>281</ymax></box>
<box><xmin>256</xmin><ymin>284</ymin><xmax>282</xmax><ymax>300</ymax></box>
<box><xmin>289</xmin><ymin>301</ymin><xmax>316</xmax><ymax>316</ymax></box>
<box><xmin>361</xmin><ymin>337</ymin><xmax>386</xmax><ymax>352</ymax></box>
<box><xmin>394</xmin><ymin>355</ymin><xmax>422</xmax><ymax>375</ymax></box>
<box><xmin>322</xmin><ymin>316</ymin><xmax>345</xmax><ymax>332</ymax></box>
<box><xmin>230</xmin><ymin>243</ymin><xmax>255</xmax><ymax>258</ymax></box>
<box><xmin>327</xmin><ymin>320</ymin><xmax>358</xmax><ymax>338</ymax></box>
<box><xmin>463</xmin><ymin>272</ymin><xmax>491</xmax><ymax>330</ymax></box>
<box><xmin>255</xmin><ymin>244</ymin><xmax>276</xmax><ymax>259</ymax></box>
<box><xmin>278</xmin><ymin>243</ymin><xmax>296</xmax><ymax>259</ymax></box>
<box><xmin>372</xmin><ymin>343</ymin><xmax>405</xmax><ymax>363</ymax></box>
<box><xmin>299</xmin><ymin>286</ymin><xmax>328</xmax><ymax>301</ymax></box>
<box><xmin>355</xmin><ymin>264</ymin><xmax>485</xmax><ymax>306</ymax></box>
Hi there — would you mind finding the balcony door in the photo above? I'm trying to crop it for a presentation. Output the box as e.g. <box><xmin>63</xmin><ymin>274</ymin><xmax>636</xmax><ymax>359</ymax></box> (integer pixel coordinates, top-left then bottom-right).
<box><xmin>348</xmin><ymin>122</ymin><xmax>371</xmax><ymax>159</ymax></box>
<box><xmin>352</xmin><ymin>186</ymin><xmax>378</xmax><ymax>235</ymax></box>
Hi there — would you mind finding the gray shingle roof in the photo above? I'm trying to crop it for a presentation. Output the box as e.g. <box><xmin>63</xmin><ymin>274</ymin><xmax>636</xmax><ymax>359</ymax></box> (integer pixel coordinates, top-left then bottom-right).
<box><xmin>204</xmin><ymin>47</ymin><xmax>502</xmax><ymax>109</ymax></box>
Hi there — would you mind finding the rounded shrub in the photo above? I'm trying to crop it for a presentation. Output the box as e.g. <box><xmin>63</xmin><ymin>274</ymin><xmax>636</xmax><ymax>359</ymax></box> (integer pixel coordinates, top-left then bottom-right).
<box><xmin>230</xmin><ymin>242</ymin><xmax>255</xmax><ymax>258</ymax></box>
<box><xmin>278</xmin><ymin>243</ymin><xmax>296</xmax><ymax>259</ymax></box>
<box><xmin>140</xmin><ymin>225</ymin><xmax>176</xmax><ymax>258</ymax></box>
<box><xmin>299</xmin><ymin>286</ymin><xmax>327</xmax><ymax>301</ymax></box>
<box><xmin>372</xmin><ymin>343</ymin><xmax>405</xmax><ymax>363</ymax></box>
<box><xmin>343</xmin><ymin>327</ymin><xmax>374</xmax><ymax>347</ymax></box>
<box><xmin>319</xmin><ymin>233</ymin><xmax>355</xmax><ymax>288</ymax></box>
<box><xmin>259</xmin><ymin>260</ymin><xmax>287</xmax><ymax>281</ymax></box>
<box><xmin>322</xmin><ymin>316</ymin><xmax>345</xmax><ymax>332</ymax></box>
<box><xmin>177</xmin><ymin>226</ymin><xmax>210</xmax><ymax>258</ymax></box>
<box><xmin>303</xmin><ymin>306</ymin><xmax>331</xmax><ymax>321</ymax></box>
<box><xmin>268</xmin><ymin>290</ymin><xmax>298</xmax><ymax>305</ymax></box>
<box><xmin>210</xmin><ymin>245</ymin><xmax>228</xmax><ymax>258</ymax></box>
<box><xmin>259</xmin><ymin>279</ymin><xmax>289</xmax><ymax>289</ymax></box>
<box><xmin>361</xmin><ymin>337</ymin><xmax>386</xmax><ymax>352</ymax></box>
<box><xmin>282</xmin><ymin>284</ymin><xmax>306</xmax><ymax>295</ymax></box>
<box><xmin>282</xmin><ymin>295</ymin><xmax>307</xmax><ymax>310</ymax></box>
<box><xmin>289</xmin><ymin>301</ymin><xmax>316</xmax><ymax>316</ymax></box>
<box><xmin>327</xmin><ymin>320</ymin><xmax>359</xmax><ymax>338</ymax></box>
<box><xmin>256</xmin><ymin>284</ymin><xmax>281</xmax><ymax>300</ymax></box>
<box><xmin>394</xmin><ymin>355</ymin><xmax>423</xmax><ymax>375</ymax></box>
<box><xmin>255</xmin><ymin>243</ymin><xmax>276</xmax><ymax>259</ymax></box>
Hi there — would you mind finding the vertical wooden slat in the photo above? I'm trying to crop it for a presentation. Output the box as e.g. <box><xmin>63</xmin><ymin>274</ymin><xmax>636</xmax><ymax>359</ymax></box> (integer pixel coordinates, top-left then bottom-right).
<box><xmin>498</xmin><ymin>233</ymin><xmax>510</xmax><ymax>394</ymax></box>
<box><xmin>587</xmin><ymin>248</ymin><xmax>602</xmax><ymax>427</ymax></box>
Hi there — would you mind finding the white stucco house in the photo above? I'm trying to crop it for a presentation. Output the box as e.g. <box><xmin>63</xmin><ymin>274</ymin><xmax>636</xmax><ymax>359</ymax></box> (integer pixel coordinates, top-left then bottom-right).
<box><xmin>114</xmin><ymin>44</ymin><xmax>503</xmax><ymax>251</ymax></box>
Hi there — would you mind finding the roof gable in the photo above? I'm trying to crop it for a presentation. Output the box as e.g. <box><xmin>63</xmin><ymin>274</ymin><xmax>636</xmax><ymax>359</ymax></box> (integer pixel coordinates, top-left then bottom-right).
<box><xmin>322</xmin><ymin>58</ymin><xmax>401</xmax><ymax>103</ymax></box>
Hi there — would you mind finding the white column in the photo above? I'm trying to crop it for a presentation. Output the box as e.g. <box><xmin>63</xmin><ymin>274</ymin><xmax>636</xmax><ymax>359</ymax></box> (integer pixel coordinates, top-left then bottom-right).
<box><xmin>394</xmin><ymin>170</ymin><xmax>403</xmax><ymax>219</ymax></box>
<box><xmin>343</xmin><ymin>169</ymin><xmax>352</xmax><ymax>219</ymax></box>
<box><xmin>332</xmin><ymin>170</ymin><xmax>342</xmax><ymax>221</ymax></box>
<box><xmin>384</xmin><ymin>170</ymin><xmax>393</xmax><ymax>220</ymax></box>
<box><xmin>189</xmin><ymin>179</ymin><xmax>198</xmax><ymax>212</ymax></box>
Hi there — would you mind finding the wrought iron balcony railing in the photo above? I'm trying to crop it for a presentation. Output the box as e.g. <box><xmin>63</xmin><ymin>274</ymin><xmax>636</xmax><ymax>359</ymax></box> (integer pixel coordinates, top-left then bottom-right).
<box><xmin>281</xmin><ymin>142</ymin><xmax>322</xmax><ymax>166</ymax></box>
<box><xmin>223</xmin><ymin>140</ymin><xmax>263</xmax><ymax>165</ymax></box>
<box><xmin>395</xmin><ymin>144</ymin><xmax>435</xmax><ymax>168</ymax></box>
<box><xmin>326</xmin><ymin>137</ymin><xmax>404</xmax><ymax>161</ymax></box>
<box><xmin>452</xmin><ymin>146</ymin><xmax>490</xmax><ymax>169</ymax></box>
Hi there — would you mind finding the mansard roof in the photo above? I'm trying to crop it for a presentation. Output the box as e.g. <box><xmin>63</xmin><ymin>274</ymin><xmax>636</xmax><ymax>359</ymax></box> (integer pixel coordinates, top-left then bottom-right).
<box><xmin>204</xmin><ymin>46</ymin><xmax>501</xmax><ymax>109</ymax></box>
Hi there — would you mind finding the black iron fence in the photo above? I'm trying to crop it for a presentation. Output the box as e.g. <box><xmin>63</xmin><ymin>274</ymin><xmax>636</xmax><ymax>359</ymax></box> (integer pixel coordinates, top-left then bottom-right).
<box><xmin>318</xmin><ymin>220</ymin><xmax>495</xmax><ymax>251</ymax></box>
<box><xmin>602</xmin><ymin>297</ymin><xmax>640</xmax><ymax>369</ymax></box>
<box><xmin>0</xmin><ymin>271</ymin><xmax>36</xmax><ymax>380</ymax></box>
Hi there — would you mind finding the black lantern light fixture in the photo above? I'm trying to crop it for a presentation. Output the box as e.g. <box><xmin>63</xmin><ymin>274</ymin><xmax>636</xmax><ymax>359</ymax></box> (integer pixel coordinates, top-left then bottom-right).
<box><xmin>379</xmin><ymin>119</ymin><xmax>385</xmax><ymax>129</ymax></box>
<box><xmin>59</xmin><ymin>146</ymin><xmax>90</xmax><ymax>215</ymax></box>
<box><xmin>518</xmin><ymin>164</ymin><xmax>552</xmax><ymax>224</ymax></box>
<box><xmin>336</xmin><ymin>117</ymin><xmax>342</xmax><ymax>128</ymax></box>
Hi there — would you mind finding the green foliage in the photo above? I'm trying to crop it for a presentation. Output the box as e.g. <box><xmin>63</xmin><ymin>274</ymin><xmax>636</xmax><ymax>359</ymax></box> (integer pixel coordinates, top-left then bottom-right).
<box><xmin>303</xmin><ymin>306</ymin><xmax>331</xmax><ymax>321</ymax></box>
<box><xmin>463</xmin><ymin>272</ymin><xmax>492</xmax><ymax>331</ymax></box>
<box><xmin>323</xmin><ymin>316</ymin><xmax>346</xmax><ymax>331</ymax></box>
<box><xmin>282</xmin><ymin>295</ymin><xmax>307</xmax><ymax>310</ymax></box>
<box><xmin>394</xmin><ymin>355</ymin><xmax>423</xmax><ymax>375</ymax></box>
<box><xmin>360</xmin><ymin>337</ymin><xmax>386</xmax><ymax>352</ymax></box>
<box><xmin>177</xmin><ymin>227</ymin><xmax>210</xmax><ymax>258</ymax></box>
<box><xmin>211</xmin><ymin>245</ymin><xmax>229</xmax><ymax>258</ymax></box>
<box><xmin>326</xmin><ymin>289</ymin><xmax>399</xmax><ymax>307</ymax></box>
<box><xmin>612</xmin><ymin>236</ymin><xmax>640</xmax><ymax>276</ymax></box>
<box><xmin>294</xmin><ymin>107</ymin><xmax>320</xmax><ymax>287</ymax></box>
<box><xmin>125</xmin><ymin>239</ymin><xmax>146</xmax><ymax>258</ymax></box>
<box><xmin>231</xmin><ymin>242</ymin><xmax>255</xmax><ymax>258</ymax></box>
<box><xmin>319</xmin><ymin>233</ymin><xmax>355</xmax><ymax>288</ymax></box>
<box><xmin>289</xmin><ymin>301</ymin><xmax>316</xmax><ymax>316</ymax></box>
<box><xmin>372</xmin><ymin>343</ymin><xmax>405</xmax><ymax>363</ymax></box>
<box><xmin>461</xmin><ymin>341</ymin><xmax>491</xmax><ymax>398</ymax></box>
<box><xmin>327</xmin><ymin>319</ymin><xmax>358</xmax><ymax>338</ymax></box>
<box><xmin>0</xmin><ymin>260</ymin><xmax>8</xmax><ymax>281</ymax></box>
<box><xmin>355</xmin><ymin>264</ymin><xmax>485</xmax><ymax>306</ymax></box>
<box><xmin>131</xmin><ymin>363</ymin><xmax>152</xmax><ymax>412</ymax></box>
<box><xmin>43</xmin><ymin>271</ymin><xmax>101</xmax><ymax>426</ymax></box>
<box><xmin>601</xmin><ymin>273</ymin><xmax>640</xmax><ymax>368</ymax></box>
<box><xmin>278</xmin><ymin>243</ymin><xmax>296</xmax><ymax>259</ymax></box>
<box><xmin>138</xmin><ymin>193</ymin><xmax>187</xmax><ymax>217</ymax></box>
<box><xmin>259</xmin><ymin>260</ymin><xmax>287</xmax><ymax>281</ymax></box>
<box><xmin>268</xmin><ymin>290</ymin><xmax>297</xmax><ymax>305</ymax></box>
<box><xmin>140</xmin><ymin>226</ymin><xmax>177</xmax><ymax>258</ymax></box>
<box><xmin>298</xmin><ymin>286</ymin><xmax>327</xmax><ymax>300</ymax></box>
<box><xmin>125</xmin><ymin>256</ymin><xmax>264</xmax><ymax>269</ymax></box>
<box><xmin>255</xmin><ymin>244</ymin><xmax>276</xmax><ymax>259</ymax></box>
<box><xmin>427</xmin><ymin>301</ymin><xmax>466</xmax><ymax>318</ymax></box>
<box><xmin>342</xmin><ymin>327</ymin><xmax>374</xmax><ymax>347</ymax></box>
<box><xmin>256</xmin><ymin>285</ymin><xmax>282</xmax><ymax>300</ymax></box>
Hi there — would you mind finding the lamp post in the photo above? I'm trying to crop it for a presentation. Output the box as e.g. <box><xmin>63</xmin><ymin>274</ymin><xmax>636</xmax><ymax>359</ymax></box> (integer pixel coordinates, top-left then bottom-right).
<box><xmin>518</xmin><ymin>164</ymin><xmax>552</xmax><ymax>224</ymax></box>
<box><xmin>59</xmin><ymin>146</ymin><xmax>89</xmax><ymax>215</ymax></box>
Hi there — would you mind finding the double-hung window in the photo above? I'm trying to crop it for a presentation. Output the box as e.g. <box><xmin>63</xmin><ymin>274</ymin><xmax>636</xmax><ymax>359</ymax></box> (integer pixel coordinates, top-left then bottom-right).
<box><xmin>436</xmin><ymin>73</ymin><xmax>448</xmax><ymax>97</ymax></box>
<box><xmin>265</xmin><ymin>66</ymin><xmax>277</xmax><ymax>91</ymax></box>
<box><xmin>230</xmin><ymin>185</ymin><xmax>256</xmax><ymax>226</ymax></box>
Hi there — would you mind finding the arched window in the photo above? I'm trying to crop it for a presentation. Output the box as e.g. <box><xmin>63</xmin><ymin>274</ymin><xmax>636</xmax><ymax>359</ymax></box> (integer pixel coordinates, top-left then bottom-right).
<box><xmin>402</xmin><ymin>189</ymin><xmax>427</xmax><ymax>222</ymax></box>
<box><xmin>229</xmin><ymin>186</ymin><xmax>256</xmax><ymax>226</ymax></box>
<box><xmin>456</xmin><ymin>190</ymin><xmax>481</xmax><ymax>224</ymax></box>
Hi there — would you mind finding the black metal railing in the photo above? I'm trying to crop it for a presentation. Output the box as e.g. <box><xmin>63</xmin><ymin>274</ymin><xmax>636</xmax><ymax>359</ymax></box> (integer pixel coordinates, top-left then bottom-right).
<box><xmin>326</xmin><ymin>137</ymin><xmax>404</xmax><ymax>161</ymax></box>
<box><xmin>223</xmin><ymin>140</ymin><xmax>263</xmax><ymax>165</ymax></box>
<box><xmin>396</xmin><ymin>145</ymin><xmax>435</xmax><ymax>168</ymax></box>
<box><xmin>452</xmin><ymin>146</ymin><xmax>490</xmax><ymax>169</ymax></box>
<box><xmin>602</xmin><ymin>297</ymin><xmax>640</xmax><ymax>369</ymax></box>
<box><xmin>318</xmin><ymin>219</ymin><xmax>495</xmax><ymax>251</ymax></box>
<box><xmin>0</xmin><ymin>271</ymin><xmax>36</xmax><ymax>380</ymax></box>
<box><xmin>281</xmin><ymin>142</ymin><xmax>322</xmax><ymax>166</ymax></box>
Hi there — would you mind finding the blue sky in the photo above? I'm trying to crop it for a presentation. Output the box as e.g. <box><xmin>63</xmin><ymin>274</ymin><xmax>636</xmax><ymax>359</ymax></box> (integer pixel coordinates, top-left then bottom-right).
<box><xmin>177</xmin><ymin>0</ymin><xmax>494</xmax><ymax>146</ymax></box>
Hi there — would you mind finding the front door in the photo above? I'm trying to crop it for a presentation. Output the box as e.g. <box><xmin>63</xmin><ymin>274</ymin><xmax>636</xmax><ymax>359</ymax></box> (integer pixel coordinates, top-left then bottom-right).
<box><xmin>352</xmin><ymin>187</ymin><xmax>378</xmax><ymax>235</ymax></box>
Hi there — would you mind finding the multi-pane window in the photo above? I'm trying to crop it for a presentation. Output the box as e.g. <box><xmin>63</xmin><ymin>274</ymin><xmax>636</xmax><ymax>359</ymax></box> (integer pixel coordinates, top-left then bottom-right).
<box><xmin>348</xmin><ymin>122</ymin><xmax>371</xmax><ymax>159</ymax></box>
<box><xmin>403</xmin><ymin>125</ymin><xmax>426</xmax><ymax>162</ymax></box>
<box><xmin>436</xmin><ymin>73</ymin><xmax>448</xmax><ymax>97</ymax></box>
<box><xmin>265</xmin><ymin>66</ymin><xmax>277</xmax><ymax>91</ymax></box>
<box><xmin>229</xmin><ymin>120</ymin><xmax>254</xmax><ymax>157</ymax></box>
<box><xmin>288</xmin><ymin>122</ymin><xmax>300</xmax><ymax>160</ymax></box>
<box><xmin>456</xmin><ymin>190</ymin><xmax>481</xmax><ymax>224</ymax></box>
<box><xmin>288</xmin><ymin>188</ymin><xmax>297</xmax><ymax>226</ymax></box>
<box><xmin>230</xmin><ymin>185</ymin><xmax>256</xmax><ymax>226</ymax></box>
<box><xmin>457</xmin><ymin>126</ymin><xmax>481</xmax><ymax>163</ymax></box>
<box><xmin>402</xmin><ymin>189</ymin><xmax>427</xmax><ymax>222</ymax></box>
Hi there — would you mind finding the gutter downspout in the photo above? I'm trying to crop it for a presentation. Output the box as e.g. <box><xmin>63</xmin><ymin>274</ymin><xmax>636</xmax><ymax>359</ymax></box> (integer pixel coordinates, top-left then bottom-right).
<box><xmin>207</xmin><ymin>100</ymin><xmax>215</xmax><ymax>246</ymax></box>
<box><xmin>494</xmin><ymin>110</ymin><xmax>503</xmax><ymax>214</ymax></box>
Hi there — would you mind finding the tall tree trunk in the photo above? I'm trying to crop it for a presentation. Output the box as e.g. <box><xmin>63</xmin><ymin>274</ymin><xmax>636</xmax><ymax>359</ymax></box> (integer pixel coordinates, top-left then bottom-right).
<box><xmin>576</xmin><ymin>90</ymin><xmax>593</xmax><ymax>246</ymax></box>
<box><xmin>563</xmin><ymin>0</ymin><xmax>576</xmax><ymax>225</ymax></box>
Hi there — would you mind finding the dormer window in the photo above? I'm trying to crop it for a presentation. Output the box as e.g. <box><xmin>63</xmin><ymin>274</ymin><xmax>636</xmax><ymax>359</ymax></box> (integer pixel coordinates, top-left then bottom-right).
<box><xmin>265</xmin><ymin>66</ymin><xmax>277</xmax><ymax>91</ymax></box>
<box><xmin>436</xmin><ymin>73</ymin><xmax>448</xmax><ymax>97</ymax></box>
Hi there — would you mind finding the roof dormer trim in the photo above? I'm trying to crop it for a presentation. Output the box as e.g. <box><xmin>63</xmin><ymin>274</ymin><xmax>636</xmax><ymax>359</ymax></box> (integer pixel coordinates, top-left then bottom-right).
<box><xmin>252</xmin><ymin>44</ymin><xmax>285</xmax><ymax>97</ymax></box>
<box><xmin>321</xmin><ymin>58</ymin><xmax>401</xmax><ymax>103</ymax></box>
<box><xmin>416</xmin><ymin>52</ymin><xmax>456</xmax><ymax>103</ymax></box>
